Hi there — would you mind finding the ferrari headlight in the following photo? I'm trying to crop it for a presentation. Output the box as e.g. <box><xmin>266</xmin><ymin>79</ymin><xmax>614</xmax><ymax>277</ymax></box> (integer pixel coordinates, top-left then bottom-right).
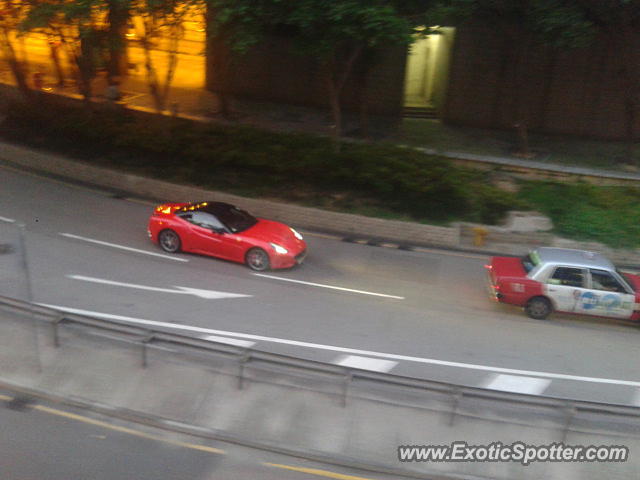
<box><xmin>290</xmin><ymin>227</ymin><xmax>303</xmax><ymax>240</ymax></box>
<box><xmin>270</xmin><ymin>243</ymin><xmax>288</xmax><ymax>255</ymax></box>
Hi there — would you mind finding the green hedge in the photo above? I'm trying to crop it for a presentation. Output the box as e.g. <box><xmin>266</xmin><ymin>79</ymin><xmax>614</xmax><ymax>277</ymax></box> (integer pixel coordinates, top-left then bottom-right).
<box><xmin>3</xmin><ymin>100</ymin><xmax>522</xmax><ymax>225</ymax></box>
<box><xmin>519</xmin><ymin>182</ymin><xmax>640</xmax><ymax>249</ymax></box>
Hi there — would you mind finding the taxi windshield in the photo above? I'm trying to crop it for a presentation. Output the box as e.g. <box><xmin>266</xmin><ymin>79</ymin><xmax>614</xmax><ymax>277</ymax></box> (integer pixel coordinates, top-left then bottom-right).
<box><xmin>618</xmin><ymin>269</ymin><xmax>637</xmax><ymax>292</ymax></box>
<box><xmin>521</xmin><ymin>252</ymin><xmax>540</xmax><ymax>273</ymax></box>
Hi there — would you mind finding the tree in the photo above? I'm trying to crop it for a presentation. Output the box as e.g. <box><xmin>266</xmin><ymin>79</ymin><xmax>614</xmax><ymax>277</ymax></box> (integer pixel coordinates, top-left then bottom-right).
<box><xmin>106</xmin><ymin>0</ymin><xmax>129</xmax><ymax>81</ymax></box>
<box><xmin>131</xmin><ymin>0</ymin><xmax>203</xmax><ymax>112</ymax></box>
<box><xmin>0</xmin><ymin>0</ymin><xmax>33</xmax><ymax>98</ymax></box>
<box><xmin>22</xmin><ymin>0</ymin><xmax>108</xmax><ymax>103</ymax></box>
<box><xmin>205</xmin><ymin>0</ymin><xmax>281</xmax><ymax>118</ymax></box>
<box><xmin>285</xmin><ymin>1</ymin><xmax>413</xmax><ymax>148</ymax></box>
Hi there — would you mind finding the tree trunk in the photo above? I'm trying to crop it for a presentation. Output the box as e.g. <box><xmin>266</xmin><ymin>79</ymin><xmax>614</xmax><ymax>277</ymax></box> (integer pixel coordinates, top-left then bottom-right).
<box><xmin>141</xmin><ymin>36</ymin><xmax>164</xmax><ymax>112</ymax></box>
<box><xmin>208</xmin><ymin>33</ymin><xmax>233</xmax><ymax>119</ymax></box>
<box><xmin>1</xmin><ymin>27</ymin><xmax>31</xmax><ymax>99</ymax></box>
<box><xmin>159</xmin><ymin>23</ymin><xmax>181</xmax><ymax>113</ymax></box>
<box><xmin>324</xmin><ymin>45</ymin><xmax>363</xmax><ymax>151</ymax></box>
<box><xmin>355</xmin><ymin>49</ymin><xmax>377</xmax><ymax>140</ymax></box>
<box><xmin>326</xmin><ymin>71</ymin><xmax>342</xmax><ymax>151</ymax></box>
<box><xmin>510</xmin><ymin>32</ymin><xmax>533</xmax><ymax>157</ymax></box>
<box><xmin>106</xmin><ymin>0</ymin><xmax>129</xmax><ymax>81</ymax></box>
<box><xmin>617</xmin><ymin>29</ymin><xmax>640</xmax><ymax>165</ymax></box>
<box><xmin>49</xmin><ymin>40</ymin><xmax>65</xmax><ymax>87</ymax></box>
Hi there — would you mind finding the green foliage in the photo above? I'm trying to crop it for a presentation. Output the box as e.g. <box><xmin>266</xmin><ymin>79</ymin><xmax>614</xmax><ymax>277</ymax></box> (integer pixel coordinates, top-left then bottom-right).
<box><xmin>519</xmin><ymin>182</ymin><xmax>640</xmax><ymax>249</ymax></box>
<box><xmin>286</xmin><ymin>0</ymin><xmax>413</xmax><ymax>58</ymax></box>
<box><xmin>433</xmin><ymin>0</ymin><xmax>596</xmax><ymax>47</ymax></box>
<box><xmin>206</xmin><ymin>0</ymin><xmax>284</xmax><ymax>54</ymax></box>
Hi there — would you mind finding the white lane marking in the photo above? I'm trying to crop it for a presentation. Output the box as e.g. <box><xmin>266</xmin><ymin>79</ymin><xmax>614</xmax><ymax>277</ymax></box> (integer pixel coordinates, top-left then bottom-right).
<box><xmin>335</xmin><ymin>355</ymin><xmax>397</xmax><ymax>373</ymax></box>
<box><xmin>484</xmin><ymin>374</ymin><xmax>551</xmax><ymax>395</ymax></box>
<box><xmin>0</xmin><ymin>216</ymin><xmax>16</xmax><ymax>223</ymax></box>
<box><xmin>59</xmin><ymin>233</ymin><xmax>188</xmax><ymax>262</ymax></box>
<box><xmin>67</xmin><ymin>275</ymin><xmax>251</xmax><ymax>300</ymax></box>
<box><xmin>252</xmin><ymin>273</ymin><xmax>405</xmax><ymax>300</ymax></box>
<box><xmin>37</xmin><ymin>303</ymin><xmax>640</xmax><ymax>389</ymax></box>
<box><xmin>201</xmin><ymin>335</ymin><xmax>255</xmax><ymax>348</ymax></box>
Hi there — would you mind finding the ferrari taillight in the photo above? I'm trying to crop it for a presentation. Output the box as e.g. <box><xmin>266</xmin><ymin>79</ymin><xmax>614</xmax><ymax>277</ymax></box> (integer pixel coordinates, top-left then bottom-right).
<box><xmin>155</xmin><ymin>205</ymin><xmax>174</xmax><ymax>215</ymax></box>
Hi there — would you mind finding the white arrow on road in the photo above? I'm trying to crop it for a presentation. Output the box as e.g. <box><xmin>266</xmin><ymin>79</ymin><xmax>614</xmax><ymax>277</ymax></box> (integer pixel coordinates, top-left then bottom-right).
<box><xmin>67</xmin><ymin>275</ymin><xmax>252</xmax><ymax>300</ymax></box>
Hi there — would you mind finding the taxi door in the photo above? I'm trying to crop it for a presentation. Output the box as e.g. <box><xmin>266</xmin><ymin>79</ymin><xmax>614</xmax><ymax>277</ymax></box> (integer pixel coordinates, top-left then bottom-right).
<box><xmin>544</xmin><ymin>266</ymin><xmax>590</xmax><ymax>313</ymax></box>
<box><xmin>582</xmin><ymin>269</ymin><xmax>636</xmax><ymax>319</ymax></box>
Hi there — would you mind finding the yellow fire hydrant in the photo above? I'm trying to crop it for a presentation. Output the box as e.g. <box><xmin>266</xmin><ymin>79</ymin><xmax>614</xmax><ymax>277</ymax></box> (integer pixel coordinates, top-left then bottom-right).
<box><xmin>472</xmin><ymin>226</ymin><xmax>488</xmax><ymax>247</ymax></box>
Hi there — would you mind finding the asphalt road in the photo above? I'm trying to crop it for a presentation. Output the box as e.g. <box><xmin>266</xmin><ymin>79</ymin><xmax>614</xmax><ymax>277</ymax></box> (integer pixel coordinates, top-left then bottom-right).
<box><xmin>2</xmin><ymin>164</ymin><xmax>640</xmax><ymax>405</ymax></box>
<box><xmin>0</xmin><ymin>390</ymin><xmax>395</xmax><ymax>480</ymax></box>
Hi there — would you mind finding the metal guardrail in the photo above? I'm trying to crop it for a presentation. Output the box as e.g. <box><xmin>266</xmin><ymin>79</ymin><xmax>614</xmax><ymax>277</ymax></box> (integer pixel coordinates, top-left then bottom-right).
<box><xmin>2</xmin><ymin>294</ymin><xmax>640</xmax><ymax>441</ymax></box>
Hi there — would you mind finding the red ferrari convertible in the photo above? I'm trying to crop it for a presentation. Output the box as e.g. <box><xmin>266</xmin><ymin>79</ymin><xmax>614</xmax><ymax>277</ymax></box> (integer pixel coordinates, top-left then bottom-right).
<box><xmin>148</xmin><ymin>201</ymin><xmax>307</xmax><ymax>271</ymax></box>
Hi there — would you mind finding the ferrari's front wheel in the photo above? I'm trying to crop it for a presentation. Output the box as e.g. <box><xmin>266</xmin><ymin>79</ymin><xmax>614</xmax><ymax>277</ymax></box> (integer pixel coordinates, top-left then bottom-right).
<box><xmin>245</xmin><ymin>248</ymin><xmax>270</xmax><ymax>271</ymax></box>
<box><xmin>158</xmin><ymin>229</ymin><xmax>181</xmax><ymax>253</ymax></box>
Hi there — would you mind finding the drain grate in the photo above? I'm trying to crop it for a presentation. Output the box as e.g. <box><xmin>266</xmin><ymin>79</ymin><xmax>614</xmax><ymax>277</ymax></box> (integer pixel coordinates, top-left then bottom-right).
<box><xmin>5</xmin><ymin>396</ymin><xmax>34</xmax><ymax>411</ymax></box>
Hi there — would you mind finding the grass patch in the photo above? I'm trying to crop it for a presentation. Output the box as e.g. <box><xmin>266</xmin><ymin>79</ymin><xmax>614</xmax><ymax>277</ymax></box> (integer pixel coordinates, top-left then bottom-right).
<box><xmin>519</xmin><ymin>182</ymin><xmax>640</xmax><ymax>249</ymax></box>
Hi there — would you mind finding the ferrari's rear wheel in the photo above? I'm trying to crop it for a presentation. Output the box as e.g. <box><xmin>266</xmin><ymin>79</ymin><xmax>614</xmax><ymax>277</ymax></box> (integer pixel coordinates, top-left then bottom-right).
<box><xmin>246</xmin><ymin>248</ymin><xmax>270</xmax><ymax>271</ymax></box>
<box><xmin>159</xmin><ymin>229</ymin><xmax>181</xmax><ymax>253</ymax></box>
<box><xmin>525</xmin><ymin>296</ymin><xmax>552</xmax><ymax>320</ymax></box>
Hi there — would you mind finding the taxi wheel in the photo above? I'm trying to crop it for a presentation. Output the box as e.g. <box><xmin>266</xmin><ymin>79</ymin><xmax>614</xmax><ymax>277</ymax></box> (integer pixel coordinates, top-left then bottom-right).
<box><xmin>245</xmin><ymin>248</ymin><xmax>270</xmax><ymax>271</ymax></box>
<box><xmin>159</xmin><ymin>229</ymin><xmax>181</xmax><ymax>253</ymax></box>
<box><xmin>525</xmin><ymin>297</ymin><xmax>552</xmax><ymax>320</ymax></box>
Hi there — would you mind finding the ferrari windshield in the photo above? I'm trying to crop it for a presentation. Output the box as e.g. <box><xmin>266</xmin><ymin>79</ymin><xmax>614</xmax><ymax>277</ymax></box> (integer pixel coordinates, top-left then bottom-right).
<box><xmin>200</xmin><ymin>203</ymin><xmax>258</xmax><ymax>233</ymax></box>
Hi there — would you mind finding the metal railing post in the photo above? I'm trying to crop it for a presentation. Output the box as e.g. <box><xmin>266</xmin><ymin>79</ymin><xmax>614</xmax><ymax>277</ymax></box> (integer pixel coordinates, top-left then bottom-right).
<box><xmin>140</xmin><ymin>333</ymin><xmax>154</xmax><ymax>368</ymax></box>
<box><xmin>237</xmin><ymin>351</ymin><xmax>251</xmax><ymax>390</ymax></box>
<box><xmin>449</xmin><ymin>388</ymin><xmax>462</xmax><ymax>426</ymax></box>
<box><xmin>562</xmin><ymin>402</ymin><xmax>576</xmax><ymax>442</ymax></box>
<box><xmin>51</xmin><ymin>314</ymin><xmax>64</xmax><ymax>348</ymax></box>
<box><xmin>16</xmin><ymin>222</ymin><xmax>42</xmax><ymax>372</ymax></box>
<box><xmin>342</xmin><ymin>370</ymin><xmax>352</xmax><ymax>407</ymax></box>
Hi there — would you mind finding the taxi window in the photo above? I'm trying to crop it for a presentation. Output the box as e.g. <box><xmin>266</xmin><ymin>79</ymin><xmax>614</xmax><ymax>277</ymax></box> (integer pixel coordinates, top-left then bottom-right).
<box><xmin>590</xmin><ymin>269</ymin><xmax>627</xmax><ymax>293</ymax></box>
<box><xmin>549</xmin><ymin>267</ymin><xmax>585</xmax><ymax>287</ymax></box>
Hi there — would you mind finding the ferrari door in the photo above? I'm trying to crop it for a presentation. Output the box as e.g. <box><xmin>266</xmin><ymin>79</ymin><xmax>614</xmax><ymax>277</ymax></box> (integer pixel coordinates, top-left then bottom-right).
<box><xmin>178</xmin><ymin>211</ymin><xmax>229</xmax><ymax>259</ymax></box>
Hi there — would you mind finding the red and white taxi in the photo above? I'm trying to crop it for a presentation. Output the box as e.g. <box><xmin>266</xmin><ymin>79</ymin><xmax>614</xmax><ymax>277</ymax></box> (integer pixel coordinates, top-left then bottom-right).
<box><xmin>486</xmin><ymin>247</ymin><xmax>640</xmax><ymax>320</ymax></box>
